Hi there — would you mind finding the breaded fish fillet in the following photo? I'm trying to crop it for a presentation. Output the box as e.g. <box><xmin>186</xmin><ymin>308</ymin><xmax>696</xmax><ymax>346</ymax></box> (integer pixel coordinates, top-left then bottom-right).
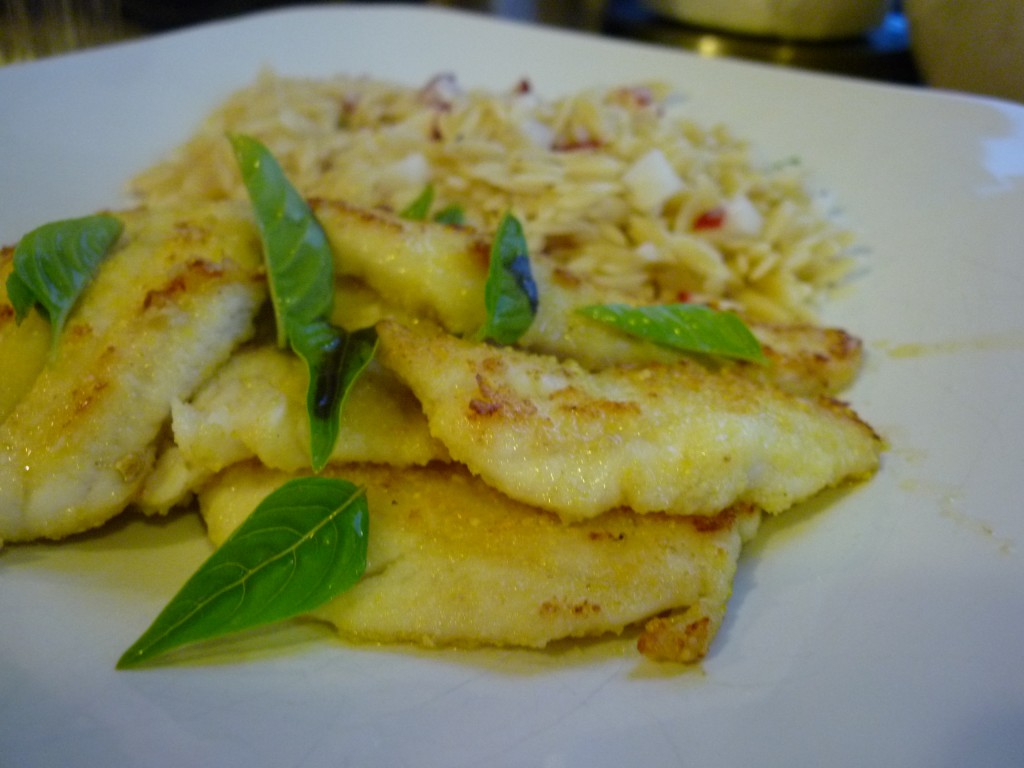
<box><xmin>200</xmin><ymin>461</ymin><xmax>761</xmax><ymax>662</ymax></box>
<box><xmin>169</xmin><ymin>345</ymin><xmax>449</xmax><ymax>474</ymax></box>
<box><xmin>311</xmin><ymin>201</ymin><xmax>862</xmax><ymax>397</ymax></box>
<box><xmin>0</xmin><ymin>203</ymin><xmax>267</xmax><ymax>542</ymax></box>
<box><xmin>136</xmin><ymin>346</ymin><xmax>451</xmax><ymax>516</ymax></box>
<box><xmin>312</xmin><ymin>198</ymin><xmax>491</xmax><ymax>335</ymax></box>
<box><xmin>376</xmin><ymin>320</ymin><xmax>882</xmax><ymax>522</ymax></box>
<box><xmin>0</xmin><ymin>247</ymin><xmax>49</xmax><ymax>422</ymax></box>
<box><xmin>522</xmin><ymin>259</ymin><xmax>863</xmax><ymax>397</ymax></box>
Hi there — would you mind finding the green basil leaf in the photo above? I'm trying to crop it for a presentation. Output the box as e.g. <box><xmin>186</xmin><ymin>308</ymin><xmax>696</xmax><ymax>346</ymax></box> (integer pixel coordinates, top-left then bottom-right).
<box><xmin>577</xmin><ymin>303</ymin><xmax>766</xmax><ymax>363</ymax></box>
<box><xmin>291</xmin><ymin>321</ymin><xmax>379</xmax><ymax>472</ymax></box>
<box><xmin>433</xmin><ymin>203</ymin><xmax>465</xmax><ymax>226</ymax></box>
<box><xmin>5</xmin><ymin>270</ymin><xmax>35</xmax><ymax>319</ymax></box>
<box><xmin>117</xmin><ymin>476</ymin><xmax>369</xmax><ymax>669</ymax></box>
<box><xmin>399</xmin><ymin>183</ymin><xmax>435</xmax><ymax>221</ymax></box>
<box><xmin>230</xmin><ymin>134</ymin><xmax>333</xmax><ymax>348</ymax></box>
<box><xmin>7</xmin><ymin>214</ymin><xmax>123</xmax><ymax>353</ymax></box>
<box><xmin>477</xmin><ymin>212</ymin><xmax>537</xmax><ymax>345</ymax></box>
<box><xmin>400</xmin><ymin>185</ymin><xmax>466</xmax><ymax>225</ymax></box>
<box><xmin>231</xmin><ymin>134</ymin><xmax>376</xmax><ymax>470</ymax></box>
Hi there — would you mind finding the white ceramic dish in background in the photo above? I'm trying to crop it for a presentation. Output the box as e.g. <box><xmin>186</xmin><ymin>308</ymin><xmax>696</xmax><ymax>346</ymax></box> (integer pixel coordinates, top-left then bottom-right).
<box><xmin>640</xmin><ymin>0</ymin><xmax>891</xmax><ymax>39</ymax></box>
<box><xmin>904</xmin><ymin>0</ymin><xmax>1024</xmax><ymax>103</ymax></box>
<box><xmin>2</xmin><ymin>6</ymin><xmax>1024</xmax><ymax>767</ymax></box>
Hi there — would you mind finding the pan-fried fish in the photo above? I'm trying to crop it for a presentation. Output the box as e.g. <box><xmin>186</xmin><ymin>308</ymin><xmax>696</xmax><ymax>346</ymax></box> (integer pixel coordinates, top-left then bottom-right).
<box><xmin>0</xmin><ymin>203</ymin><xmax>266</xmax><ymax>543</ymax></box>
<box><xmin>313</xmin><ymin>198</ymin><xmax>491</xmax><ymax>335</ymax></box>
<box><xmin>168</xmin><ymin>345</ymin><xmax>449</xmax><ymax>474</ymax></box>
<box><xmin>0</xmin><ymin>248</ymin><xmax>50</xmax><ymax>422</ymax></box>
<box><xmin>136</xmin><ymin>346</ymin><xmax>451</xmax><ymax>515</ymax></box>
<box><xmin>523</xmin><ymin>259</ymin><xmax>864</xmax><ymax>397</ymax></box>
<box><xmin>376</xmin><ymin>319</ymin><xmax>882</xmax><ymax>522</ymax></box>
<box><xmin>312</xmin><ymin>201</ymin><xmax>863</xmax><ymax>398</ymax></box>
<box><xmin>0</xmin><ymin>193</ymin><xmax>881</xmax><ymax>663</ymax></box>
<box><xmin>200</xmin><ymin>461</ymin><xmax>761</xmax><ymax>662</ymax></box>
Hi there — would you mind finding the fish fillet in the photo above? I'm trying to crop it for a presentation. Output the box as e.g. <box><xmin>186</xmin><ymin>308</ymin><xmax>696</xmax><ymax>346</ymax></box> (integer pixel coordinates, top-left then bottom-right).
<box><xmin>0</xmin><ymin>248</ymin><xmax>49</xmax><ymax>422</ymax></box>
<box><xmin>0</xmin><ymin>203</ymin><xmax>266</xmax><ymax>542</ymax></box>
<box><xmin>313</xmin><ymin>198</ymin><xmax>491</xmax><ymax>335</ymax></box>
<box><xmin>312</xmin><ymin>202</ymin><xmax>863</xmax><ymax>397</ymax></box>
<box><xmin>522</xmin><ymin>258</ymin><xmax>863</xmax><ymax>397</ymax></box>
<box><xmin>200</xmin><ymin>461</ymin><xmax>761</xmax><ymax>662</ymax></box>
<box><xmin>376</xmin><ymin>319</ymin><xmax>882</xmax><ymax>522</ymax></box>
<box><xmin>168</xmin><ymin>345</ymin><xmax>449</xmax><ymax>475</ymax></box>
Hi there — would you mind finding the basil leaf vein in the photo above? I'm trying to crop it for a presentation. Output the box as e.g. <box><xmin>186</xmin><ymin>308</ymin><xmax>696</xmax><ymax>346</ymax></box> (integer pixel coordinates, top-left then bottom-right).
<box><xmin>577</xmin><ymin>303</ymin><xmax>766</xmax><ymax>363</ymax></box>
<box><xmin>117</xmin><ymin>476</ymin><xmax>369</xmax><ymax>668</ymax></box>
<box><xmin>478</xmin><ymin>211</ymin><xmax>537</xmax><ymax>345</ymax></box>
<box><xmin>6</xmin><ymin>214</ymin><xmax>123</xmax><ymax>354</ymax></box>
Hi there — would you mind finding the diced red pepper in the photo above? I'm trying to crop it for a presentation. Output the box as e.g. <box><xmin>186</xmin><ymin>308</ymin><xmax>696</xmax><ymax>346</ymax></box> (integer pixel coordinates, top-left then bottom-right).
<box><xmin>553</xmin><ymin>137</ymin><xmax>603</xmax><ymax>152</ymax></box>
<box><xmin>612</xmin><ymin>85</ymin><xmax>655</xmax><ymax>108</ymax></box>
<box><xmin>693</xmin><ymin>207</ymin><xmax>726</xmax><ymax>231</ymax></box>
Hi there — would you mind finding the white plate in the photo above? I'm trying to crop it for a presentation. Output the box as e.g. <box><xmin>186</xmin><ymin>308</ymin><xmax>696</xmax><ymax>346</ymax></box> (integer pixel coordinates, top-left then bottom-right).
<box><xmin>2</xmin><ymin>6</ymin><xmax>1024</xmax><ymax>767</ymax></box>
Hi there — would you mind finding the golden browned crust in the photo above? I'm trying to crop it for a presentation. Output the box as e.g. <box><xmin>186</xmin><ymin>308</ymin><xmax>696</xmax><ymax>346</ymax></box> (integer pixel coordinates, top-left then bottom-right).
<box><xmin>638</xmin><ymin>608</ymin><xmax>717</xmax><ymax>663</ymax></box>
<box><xmin>0</xmin><ymin>203</ymin><xmax>267</xmax><ymax>542</ymax></box>
<box><xmin>200</xmin><ymin>461</ymin><xmax>759</xmax><ymax>656</ymax></box>
<box><xmin>376</xmin><ymin>319</ymin><xmax>882</xmax><ymax>523</ymax></box>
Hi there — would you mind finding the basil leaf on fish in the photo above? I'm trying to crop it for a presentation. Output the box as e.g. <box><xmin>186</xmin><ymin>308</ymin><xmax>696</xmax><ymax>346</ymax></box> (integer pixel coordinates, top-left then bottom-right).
<box><xmin>231</xmin><ymin>134</ymin><xmax>375</xmax><ymax>470</ymax></box>
<box><xmin>577</xmin><ymin>303</ymin><xmax>765</xmax><ymax>363</ymax></box>
<box><xmin>117</xmin><ymin>477</ymin><xmax>369</xmax><ymax>668</ymax></box>
<box><xmin>399</xmin><ymin>183</ymin><xmax>435</xmax><ymax>221</ymax></box>
<box><xmin>478</xmin><ymin>211</ymin><xmax>537</xmax><ymax>345</ymax></box>
<box><xmin>7</xmin><ymin>214</ymin><xmax>123</xmax><ymax>355</ymax></box>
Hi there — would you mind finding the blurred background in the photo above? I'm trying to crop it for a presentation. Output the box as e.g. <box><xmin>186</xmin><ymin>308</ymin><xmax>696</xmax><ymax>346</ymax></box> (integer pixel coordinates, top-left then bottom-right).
<box><xmin>1</xmin><ymin>0</ymin><xmax>1022</xmax><ymax>103</ymax></box>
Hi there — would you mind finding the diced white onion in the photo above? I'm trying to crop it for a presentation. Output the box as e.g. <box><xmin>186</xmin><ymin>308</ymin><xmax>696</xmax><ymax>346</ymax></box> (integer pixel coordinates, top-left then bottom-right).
<box><xmin>723</xmin><ymin>194</ymin><xmax>763</xmax><ymax>237</ymax></box>
<box><xmin>622</xmin><ymin>148</ymin><xmax>685</xmax><ymax>212</ymax></box>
